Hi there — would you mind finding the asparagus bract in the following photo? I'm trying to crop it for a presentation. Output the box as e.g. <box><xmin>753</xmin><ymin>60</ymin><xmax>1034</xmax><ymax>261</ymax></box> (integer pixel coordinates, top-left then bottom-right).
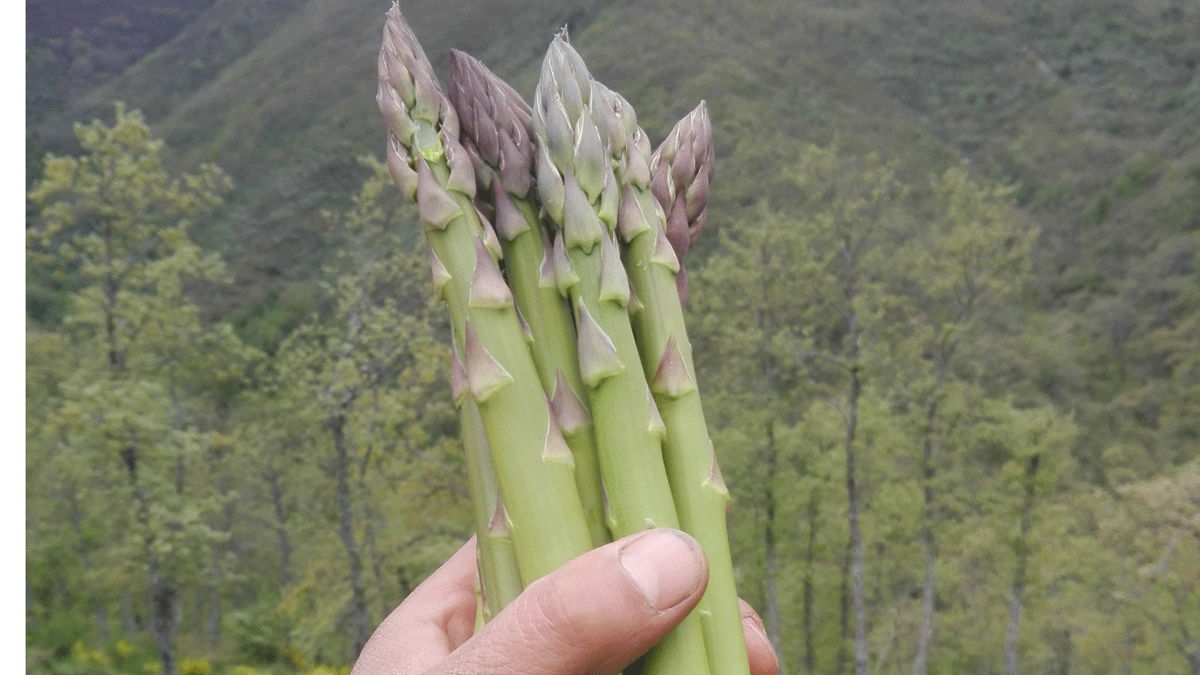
<box><xmin>377</xmin><ymin>5</ymin><xmax>592</xmax><ymax>587</ymax></box>
<box><xmin>532</xmin><ymin>33</ymin><xmax>712</xmax><ymax>675</ymax></box>
<box><xmin>448</xmin><ymin>51</ymin><xmax>609</xmax><ymax>548</ymax></box>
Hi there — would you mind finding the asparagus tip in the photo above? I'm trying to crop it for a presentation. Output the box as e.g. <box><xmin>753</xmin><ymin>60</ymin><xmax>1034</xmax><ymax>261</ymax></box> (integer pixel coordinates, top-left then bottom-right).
<box><xmin>550</xmin><ymin>229</ymin><xmax>580</xmax><ymax>296</ymax></box>
<box><xmin>649</xmin><ymin>218</ymin><xmax>682</xmax><ymax>273</ymax></box>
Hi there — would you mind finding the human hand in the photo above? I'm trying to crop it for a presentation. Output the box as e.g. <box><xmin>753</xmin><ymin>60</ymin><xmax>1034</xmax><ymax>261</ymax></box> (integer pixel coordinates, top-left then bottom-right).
<box><xmin>352</xmin><ymin>528</ymin><xmax>779</xmax><ymax>675</ymax></box>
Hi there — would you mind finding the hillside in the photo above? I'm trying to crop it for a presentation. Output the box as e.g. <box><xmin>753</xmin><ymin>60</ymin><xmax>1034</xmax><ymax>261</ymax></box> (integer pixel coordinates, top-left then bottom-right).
<box><xmin>36</xmin><ymin>0</ymin><xmax>613</xmax><ymax>304</ymax></box>
<box><xmin>33</xmin><ymin>0</ymin><xmax>1199</xmax><ymax>306</ymax></box>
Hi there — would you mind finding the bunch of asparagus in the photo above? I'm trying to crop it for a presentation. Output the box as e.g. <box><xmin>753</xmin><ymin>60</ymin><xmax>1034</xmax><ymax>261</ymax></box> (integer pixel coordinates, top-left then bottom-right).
<box><xmin>376</xmin><ymin>5</ymin><xmax>743</xmax><ymax>675</ymax></box>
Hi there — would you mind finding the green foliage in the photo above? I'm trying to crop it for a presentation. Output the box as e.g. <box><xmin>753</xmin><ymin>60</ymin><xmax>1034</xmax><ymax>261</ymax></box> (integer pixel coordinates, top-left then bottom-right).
<box><xmin>692</xmin><ymin>143</ymin><xmax>1091</xmax><ymax>675</ymax></box>
<box><xmin>223</xmin><ymin>593</ymin><xmax>290</xmax><ymax>666</ymax></box>
<box><xmin>26</xmin><ymin>616</ymin><xmax>92</xmax><ymax>661</ymax></box>
<box><xmin>229</xmin><ymin>285</ymin><xmax>316</xmax><ymax>357</ymax></box>
<box><xmin>178</xmin><ymin>658</ymin><xmax>210</xmax><ymax>675</ymax></box>
<box><xmin>26</xmin><ymin>105</ymin><xmax>258</xmax><ymax>675</ymax></box>
<box><xmin>229</xmin><ymin>156</ymin><xmax>464</xmax><ymax>662</ymax></box>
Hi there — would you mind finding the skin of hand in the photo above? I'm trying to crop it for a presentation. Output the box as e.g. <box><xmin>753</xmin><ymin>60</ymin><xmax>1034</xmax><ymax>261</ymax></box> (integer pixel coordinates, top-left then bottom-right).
<box><xmin>352</xmin><ymin>528</ymin><xmax>780</xmax><ymax>675</ymax></box>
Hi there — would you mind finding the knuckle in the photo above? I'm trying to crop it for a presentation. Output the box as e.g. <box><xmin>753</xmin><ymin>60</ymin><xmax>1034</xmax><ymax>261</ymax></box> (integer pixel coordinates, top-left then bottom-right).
<box><xmin>526</xmin><ymin>576</ymin><xmax>595</xmax><ymax>648</ymax></box>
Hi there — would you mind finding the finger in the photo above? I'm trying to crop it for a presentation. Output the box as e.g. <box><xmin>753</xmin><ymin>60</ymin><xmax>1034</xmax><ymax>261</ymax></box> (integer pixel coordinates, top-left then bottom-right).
<box><xmin>739</xmin><ymin>598</ymin><xmax>780</xmax><ymax>675</ymax></box>
<box><xmin>352</xmin><ymin>537</ymin><xmax>479</xmax><ymax>675</ymax></box>
<box><xmin>441</xmin><ymin>528</ymin><xmax>708</xmax><ymax>675</ymax></box>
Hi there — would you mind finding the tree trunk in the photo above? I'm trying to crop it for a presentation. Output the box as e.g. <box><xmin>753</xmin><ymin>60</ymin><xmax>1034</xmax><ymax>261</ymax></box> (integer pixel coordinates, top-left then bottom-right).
<box><xmin>763</xmin><ymin>421</ymin><xmax>784</xmax><ymax>672</ymax></box>
<box><xmin>207</xmin><ymin>557</ymin><xmax>222</xmax><ymax>649</ymax></box>
<box><xmin>121</xmin><ymin>589</ymin><xmax>139</xmax><ymax>636</ymax></box>
<box><xmin>803</xmin><ymin>492</ymin><xmax>819</xmax><ymax>675</ymax></box>
<box><xmin>126</xmin><ymin>448</ymin><xmax>180</xmax><ymax>675</ymax></box>
<box><xmin>836</xmin><ymin>536</ymin><xmax>851</xmax><ymax>675</ymax></box>
<box><xmin>912</xmin><ymin>397</ymin><xmax>940</xmax><ymax>675</ymax></box>
<box><xmin>1056</xmin><ymin>628</ymin><xmax>1072</xmax><ymax>675</ymax></box>
<box><xmin>846</xmin><ymin>361</ymin><xmax>869</xmax><ymax>675</ymax></box>
<box><xmin>332</xmin><ymin>415</ymin><xmax>370</xmax><ymax>658</ymax></box>
<box><xmin>1004</xmin><ymin>454</ymin><xmax>1040</xmax><ymax>675</ymax></box>
<box><xmin>139</xmin><ymin>497</ymin><xmax>180</xmax><ymax>675</ymax></box>
<box><xmin>68</xmin><ymin>488</ymin><xmax>109</xmax><ymax>642</ymax></box>
<box><xmin>913</xmin><ymin>541</ymin><xmax>936</xmax><ymax>675</ymax></box>
<box><xmin>207</xmin><ymin>453</ymin><xmax>236</xmax><ymax>651</ymax></box>
<box><xmin>268</xmin><ymin>469</ymin><xmax>293</xmax><ymax>588</ymax></box>
<box><xmin>1173</xmin><ymin>589</ymin><xmax>1200</xmax><ymax>675</ymax></box>
<box><xmin>150</xmin><ymin>575</ymin><xmax>181</xmax><ymax>675</ymax></box>
<box><xmin>357</xmin><ymin>437</ymin><xmax>390</xmax><ymax>620</ymax></box>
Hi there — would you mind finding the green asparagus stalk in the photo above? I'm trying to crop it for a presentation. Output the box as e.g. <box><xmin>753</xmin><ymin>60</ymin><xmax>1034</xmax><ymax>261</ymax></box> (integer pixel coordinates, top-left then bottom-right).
<box><xmin>447</xmin><ymin>50</ymin><xmax>610</xmax><ymax>548</ymax></box>
<box><xmin>376</xmin><ymin>4</ymin><xmax>592</xmax><ymax>587</ymax></box>
<box><xmin>455</xmin><ymin>387</ymin><xmax>522</xmax><ymax>618</ymax></box>
<box><xmin>532</xmin><ymin>33</ymin><xmax>712</xmax><ymax>675</ymax></box>
<box><xmin>389</xmin><ymin>68</ymin><xmax>522</xmax><ymax>619</ymax></box>
<box><xmin>601</xmin><ymin>94</ymin><xmax>749</xmax><ymax>675</ymax></box>
<box><xmin>382</xmin><ymin>43</ymin><xmax>524</xmax><ymax>620</ymax></box>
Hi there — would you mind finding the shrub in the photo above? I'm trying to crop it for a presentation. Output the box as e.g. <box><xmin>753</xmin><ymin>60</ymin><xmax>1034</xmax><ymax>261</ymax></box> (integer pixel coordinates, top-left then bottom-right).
<box><xmin>71</xmin><ymin>641</ymin><xmax>110</xmax><ymax>667</ymax></box>
<box><xmin>224</xmin><ymin>593</ymin><xmax>290</xmax><ymax>664</ymax></box>
<box><xmin>180</xmin><ymin>657</ymin><xmax>211</xmax><ymax>675</ymax></box>
<box><xmin>26</xmin><ymin>614</ymin><xmax>90</xmax><ymax>660</ymax></box>
<box><xmin>113</xmin><ymin>640</ymin><xmax>135</xmax><ymax>663</ymax></box>
<box><xmin>282</xmin><ymin>646</ymin><xmax>307</xmax><ymax>672</ymax></box>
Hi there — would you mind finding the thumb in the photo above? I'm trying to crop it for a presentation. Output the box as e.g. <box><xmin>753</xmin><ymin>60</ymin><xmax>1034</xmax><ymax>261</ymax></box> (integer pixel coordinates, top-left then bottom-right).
<box><xmin>441</xmin><ymin>528</ymin><xmax>708</xmax><ymax>675</ymax></box>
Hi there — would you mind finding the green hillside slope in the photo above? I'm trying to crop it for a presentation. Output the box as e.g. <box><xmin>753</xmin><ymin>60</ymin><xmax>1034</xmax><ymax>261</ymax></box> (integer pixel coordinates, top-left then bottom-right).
<box><xmin>35</xmin><ymin>0</ymin><xmax>1199</xmax><ymax>310</ymax></box>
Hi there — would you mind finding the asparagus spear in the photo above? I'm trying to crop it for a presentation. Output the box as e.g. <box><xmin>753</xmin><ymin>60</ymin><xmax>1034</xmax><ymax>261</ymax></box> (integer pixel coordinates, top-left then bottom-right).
<box><xmin>600</xmin><ymin>94</ymin><xmax>749</xmax><ymax>675</ymax></box>
<box><xmin>376</xmin><ymin>4</ymin><xmax>591</xmax><ymax>587</ymax></box>
<box><xmin>533</xmin><ymin>33</ymin><xmax>712</xmax><ymax>675</ymax></box>
<box><xmin>447</xmin><ymin>51</ymin><xmax>610</xmax><ymax>548</ymax></box>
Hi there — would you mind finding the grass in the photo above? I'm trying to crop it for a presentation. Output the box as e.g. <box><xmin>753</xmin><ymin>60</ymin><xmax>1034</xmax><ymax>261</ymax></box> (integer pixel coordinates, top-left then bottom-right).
<box><xmin>27</xmin><ymin>637</ymin><xmax>352</xmax><ymax>675</ymax></box>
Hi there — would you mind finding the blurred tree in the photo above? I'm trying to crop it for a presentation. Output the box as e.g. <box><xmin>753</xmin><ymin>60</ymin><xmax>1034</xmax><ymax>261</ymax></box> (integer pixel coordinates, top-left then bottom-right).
<box><xmin>961</xmin><ymin>402</ymin><xmax>1077</xmax><ymax>675</ymax></box>
<box><xmin>26</xmin><ymin>105</ymin><xmax>256</xmax><ymax>675</ymax></box>
<box><xmin>785</xmin><ymin>143</ymin><xmax>909</xmax><ymax>675</ymax></box>
<box><xmin>1096</xmin><ymin>460</ymin><xmax>1200</xmax><ymax>674</ymax></box>
<box><xmin>694</xmin><ymin>142</ymin><xmax>910</xmax><ymax>675</ymax></box>
<box><xmin>265</xmin><ymin>157</ymin><xmax>460</xmax><ymax>661</ymax></box>
<box><xmin>691</xmin><ymin>199</ymin><xmax>814</xmax><ymax>673</ymax></box>
<box><xmin>890</xmin><ymin>165</ymin><xmax>1037</xmax><ymax>675</ymax></box>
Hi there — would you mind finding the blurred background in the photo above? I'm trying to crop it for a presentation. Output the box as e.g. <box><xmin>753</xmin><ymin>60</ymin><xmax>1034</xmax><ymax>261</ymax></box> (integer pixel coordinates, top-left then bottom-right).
<box><xmin>25</xmin><ymin>1</ymin><xmax>1199</xmax><ymax>674</ymax></box>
